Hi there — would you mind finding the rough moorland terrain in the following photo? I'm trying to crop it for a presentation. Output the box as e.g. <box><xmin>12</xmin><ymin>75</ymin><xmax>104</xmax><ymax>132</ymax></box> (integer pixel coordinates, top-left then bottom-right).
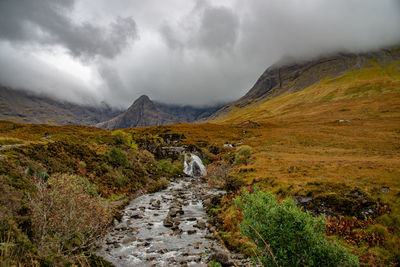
<box><xmin>1</xmin><ymin>47</ymin><xmax>399</xmax><ymax>266</ymax></box>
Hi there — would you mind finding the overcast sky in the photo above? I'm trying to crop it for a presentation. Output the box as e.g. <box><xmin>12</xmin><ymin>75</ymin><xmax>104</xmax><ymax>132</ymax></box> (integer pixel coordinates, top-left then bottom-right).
<box><xmin>0</xmin><ymin>0</ymin><xmax>399</xmax><ymax>108</ymax></box>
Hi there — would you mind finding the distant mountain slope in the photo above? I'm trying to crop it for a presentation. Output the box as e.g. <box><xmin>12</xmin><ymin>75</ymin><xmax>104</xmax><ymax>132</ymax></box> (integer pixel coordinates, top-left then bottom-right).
<box><xmin>96</xmin><ymin>95</ymin><xmax>222</xmax><ymax>129</ymax></box>
<box><xmin>0</xmin><ymin>86</ymin><xmax>122</xmax><ymax>125</ymax></box>
<box><xmin>211</xmin><ymin>47</ymin><xmax>400</xmax><ymax>122</ymax></box>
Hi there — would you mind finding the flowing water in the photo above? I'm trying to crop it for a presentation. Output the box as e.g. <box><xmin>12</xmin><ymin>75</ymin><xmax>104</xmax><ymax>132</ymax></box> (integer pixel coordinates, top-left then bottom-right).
<box><xmin>97</xmin><ymin>177</ymin><xmax>250</xmax><ymax>266</ymax></box>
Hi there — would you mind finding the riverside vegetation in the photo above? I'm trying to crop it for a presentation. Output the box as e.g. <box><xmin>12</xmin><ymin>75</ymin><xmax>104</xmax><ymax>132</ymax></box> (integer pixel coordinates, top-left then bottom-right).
<box><xmin>0</xmin><ymin>56</ymin><xmax>399</xmax><ymax>266</ymax></box>
<box><xmin>0</xmin><ymin>124</ymin><xmax>181</xmax><ymax>265</ymax></box>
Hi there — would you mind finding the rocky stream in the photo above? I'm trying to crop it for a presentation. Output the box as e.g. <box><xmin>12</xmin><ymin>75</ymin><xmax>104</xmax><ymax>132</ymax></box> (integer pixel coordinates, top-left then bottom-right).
<box><xmin>97</xmin><ymin>176</ymin><xmax>251</xmax><ymax>266</ymax></box>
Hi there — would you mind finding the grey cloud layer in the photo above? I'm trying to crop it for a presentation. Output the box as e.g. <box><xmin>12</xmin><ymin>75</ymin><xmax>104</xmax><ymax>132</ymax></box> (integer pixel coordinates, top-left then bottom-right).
<box><xmin>0</xmin><ymin>0</ymin><xmax>399</xmax><ymax>107</ymax></box>
<box><xmin>160</xmin><ymin>2</ymin><xmax>240</xmax><ymax>53</ymax></box>
<box><xmin>0</xmin><ymin>0</ymin><xmax>137</xmax><ymax>59</ymax></box>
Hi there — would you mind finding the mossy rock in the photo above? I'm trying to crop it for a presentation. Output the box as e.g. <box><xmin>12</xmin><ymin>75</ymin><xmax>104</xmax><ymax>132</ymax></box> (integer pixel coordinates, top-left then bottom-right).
<box><xmin>297</xmin><ymin>183</ymin><xmax>378</xmax><ymax>219</ymax></box>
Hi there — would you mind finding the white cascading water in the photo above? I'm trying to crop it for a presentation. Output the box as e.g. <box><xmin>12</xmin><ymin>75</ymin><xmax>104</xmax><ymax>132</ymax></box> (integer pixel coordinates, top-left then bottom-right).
<box><xmin>183</xmin><ymin>153</ymin><xmax>207</xmax><ymax>177</ymax></box>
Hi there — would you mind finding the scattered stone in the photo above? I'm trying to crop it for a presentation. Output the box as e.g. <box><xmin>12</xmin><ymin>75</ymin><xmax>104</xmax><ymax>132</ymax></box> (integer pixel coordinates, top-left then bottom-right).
<box><xmin>169</xmin><ymin>208</ymin><xmax>178</xmax><ymax>217</ymax></box>
<box><xmin>173</xmin><ymin>228</ymin><xmax>183</xmax><ymax>235</ymax></box>
<box><xmin>115</xmin><ymin>224</ymin><xmax>127</xmax><ymax>231</ymax></box>
<box><xmin>121</xmin><ymin>235</ymin><xmax>136</xmax><ymax>244</ymax></box>
<box><xmin>300</xmin><ymin>196</ymin><xmax>313</xmax><ymax>204</ymax></box>
<box><xmin>194</xmin><ymin>221</ymin><xmax>206</xmax><ymax>230</ymax></box>
<box><xmin>380</xmin><ymin>186</ymin><xmax>390</xmax><ymax>194</ymax></box>
<box><xmin>163</xmin><ymin>216</ymin><xmax>174</xmax><ymax>227</ymax></box>
<box><xmin>130</xmin><ymin>213</ymin><xmax>143</xmax><ymax>219</ymax></box>
<box><xmin>187</xmin><ymin>229</ymin><xmax>197</xmax><ymax>235</ymax></box>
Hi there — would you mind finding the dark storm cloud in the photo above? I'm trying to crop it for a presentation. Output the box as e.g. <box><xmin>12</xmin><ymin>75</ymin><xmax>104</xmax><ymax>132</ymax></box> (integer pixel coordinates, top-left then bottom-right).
<box><xmin>0</xmin><ymin>0</ymin><xmax>137</xmax><ymax>59</ymax></box>
<box><xmin>0</xmin><ymin>0</ymin><xmax>400</xmax><ymax>107</ymax></box>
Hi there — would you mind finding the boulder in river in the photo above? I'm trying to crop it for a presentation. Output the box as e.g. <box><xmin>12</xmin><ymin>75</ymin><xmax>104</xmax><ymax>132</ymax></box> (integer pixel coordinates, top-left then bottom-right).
<box><xmin>163</xmin><ymin>216</ymin><xmax>174</xmax><ymax>227</ymax></box>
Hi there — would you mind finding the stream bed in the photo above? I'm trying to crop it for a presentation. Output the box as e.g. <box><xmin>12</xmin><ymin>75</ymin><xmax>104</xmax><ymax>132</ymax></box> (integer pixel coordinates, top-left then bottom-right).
<box><xmin>97</xmin><ymin>177</ymin><xmax>251</xmax><ymax>266</ymax></box>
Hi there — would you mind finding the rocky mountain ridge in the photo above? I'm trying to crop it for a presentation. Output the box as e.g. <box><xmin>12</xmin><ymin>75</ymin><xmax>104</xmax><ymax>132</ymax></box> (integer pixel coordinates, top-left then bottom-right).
<box><xmin>96</xmin><ymin>95</ymin><xmax>222</xmax><ymax>129</ymax></box>
<box><xmin>212</xmin><ymin>46</ymin><xmax>400</xmax><ymax>118</ymax></box>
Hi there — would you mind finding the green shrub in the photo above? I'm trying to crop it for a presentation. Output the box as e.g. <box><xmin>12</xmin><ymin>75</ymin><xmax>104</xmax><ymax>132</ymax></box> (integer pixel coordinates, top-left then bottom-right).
<box><xmin>234</xmin><ymin>145</ymin><xmax>252</xmax><ymax>165</ymax></box>
<box><xmin>147</xmin><ymin>177</ymin><xmax>170</xmax><ymax>193</ymax></box>
<box><xmin>158</xmin><ymin>159</ymin><xmax>182</xmax><ymax>176</ymax></box>
<box><xmin>111</xmin><ymin>130</ymin><xmax>138</xmax><ymax>149</ymax></box>
<box><xmin>235</xmin><ymin>188</ymin><xmax>359</xmax><ymax>267</ymax></box>
<box><xmin>107</xmin><ymin>147</ymin><xmax>129</xmax><ymax>168</ymax></box>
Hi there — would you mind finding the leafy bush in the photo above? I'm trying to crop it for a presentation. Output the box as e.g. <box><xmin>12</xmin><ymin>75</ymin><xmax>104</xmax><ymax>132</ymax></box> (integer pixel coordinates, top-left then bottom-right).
<box><xmin>234</xmin><ymin>145</ymin><xmax>252</xmax><ymax>165</ymax></box>
<box><xmin>235</xmin><ymin>189</ymin><xmax>359</xmax><ymax>267</ymax></box>
<box><xmin>147</xmin><ymin>177</ymin><xmax>170</xmax><ymax>193</ymax></box>
<box><xmin>107</xmin><ymin>147</ymin><xmax>129</xmax><ymax>168</ymax></box>
<box><xmin>111</xmin><ymin>130</ymin><xmax>138</xmax><ymax>149</ymax></box>
<box><xmin>158</xmin><ymin>159</ymin><xmax>182</xmax><ymax>176</ymax></box>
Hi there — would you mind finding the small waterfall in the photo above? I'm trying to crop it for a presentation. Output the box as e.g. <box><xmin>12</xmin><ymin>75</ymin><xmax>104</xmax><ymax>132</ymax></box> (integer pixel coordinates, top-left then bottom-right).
<box><xmin>183</xmin><ymin>153</ymin><xmax>207</xmax><ymax>177</ymax></box>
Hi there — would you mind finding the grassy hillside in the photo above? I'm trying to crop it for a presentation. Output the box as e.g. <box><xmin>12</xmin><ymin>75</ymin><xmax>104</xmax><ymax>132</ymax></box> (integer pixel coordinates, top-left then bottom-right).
<box><xmin>140</xmin><ymin>107</ymin><xmax>400</xmax><ymax>265</ymax></box>
<box><xmin>201</xmin><ymin>62</ymin><xmax>400</xmax><ymax>265</ymax></box>
<box><xmin>212</xmin><ymin>62</ymin><xmax>400</xmax><ymax>123</ymax></box>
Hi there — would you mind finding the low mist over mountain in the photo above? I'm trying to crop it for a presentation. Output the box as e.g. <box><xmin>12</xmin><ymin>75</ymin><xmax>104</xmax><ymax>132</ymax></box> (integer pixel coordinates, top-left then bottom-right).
<box><xmin>212</xmin><ymin>46</ymin><xmax>400</xmax><ymax>119</ymax></box>
<box><xmin>0</xmin><ymin>87</ymin><xmax>222</xmax><ymax>127</ymax></box>
<box><xmin>96</xmin><ymin>95</ymin><xmax>222</xmax><ymax>129</ymax></box>
<box><xmin>0</xmin><ymin>86</ymin><xmax>122</xmax><ymax>125</ymax></box>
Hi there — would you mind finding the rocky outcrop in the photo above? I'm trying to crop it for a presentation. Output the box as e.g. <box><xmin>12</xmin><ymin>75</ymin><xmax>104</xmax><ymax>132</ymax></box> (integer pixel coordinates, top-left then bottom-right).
<box><xmin>183</xmin><ymin>153</ymin><xmax>207</xmax><ymax>177</ymax></box>
<box><xmin>96</xmin><ymin>95</ymin><xmax>222</xmax><ymax>129</ymax></box>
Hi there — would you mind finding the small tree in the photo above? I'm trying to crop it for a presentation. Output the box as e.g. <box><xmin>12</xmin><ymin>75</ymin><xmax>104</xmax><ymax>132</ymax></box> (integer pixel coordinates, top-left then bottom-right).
<box><xmin>107</xmin><ymin>147</ymin><xmax>129</xmax><ymax>168</ymax></box>
<box><xmin>235</xmin><ymin>189</ymin><xmax>359</xmax><ymax>267</ymax></box>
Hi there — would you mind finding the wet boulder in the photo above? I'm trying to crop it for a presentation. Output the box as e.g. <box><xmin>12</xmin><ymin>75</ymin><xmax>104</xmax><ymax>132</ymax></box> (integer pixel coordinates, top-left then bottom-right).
<box><xmin>163</xmin><ymin>216</ymin><xmax>174</xmax><ymax>227</ymax></box>
<box><xmin>209</xmin><ymin>248</ymin><xmax>233</xmax><ymax>267</ymax></box>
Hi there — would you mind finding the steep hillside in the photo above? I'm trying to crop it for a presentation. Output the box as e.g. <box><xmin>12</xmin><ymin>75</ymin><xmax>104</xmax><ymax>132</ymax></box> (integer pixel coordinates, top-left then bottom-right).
<box><xmin>212</xmin><ymin>61</ymin><xmax>400</xmax><ymax>123</ymax></box>
<box><xmin>96</xmin><ymin>95</ymin><xmax>222</xmax><ymax>129</ymax></box>
<box><xmin>198</xmin><ymin>47</ymin><xmax>400</xmax><ymax>265</ymax></box>
<box><xmin>212</xmin><ymin>47</ymin><xmax>400</xmax><ymax>120</ymax></box>
<box><xmin>0</xmin><ymin>86</ymin><xmax>122</xmax><ymax>125</ymax></box>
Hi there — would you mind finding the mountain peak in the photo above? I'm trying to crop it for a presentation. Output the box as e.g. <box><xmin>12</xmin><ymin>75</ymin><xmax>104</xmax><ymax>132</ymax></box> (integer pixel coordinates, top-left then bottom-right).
<box><xmin>135</xmin><ymin>95</ymin><xmax>151</xmax><ymax>103</ymax></box>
